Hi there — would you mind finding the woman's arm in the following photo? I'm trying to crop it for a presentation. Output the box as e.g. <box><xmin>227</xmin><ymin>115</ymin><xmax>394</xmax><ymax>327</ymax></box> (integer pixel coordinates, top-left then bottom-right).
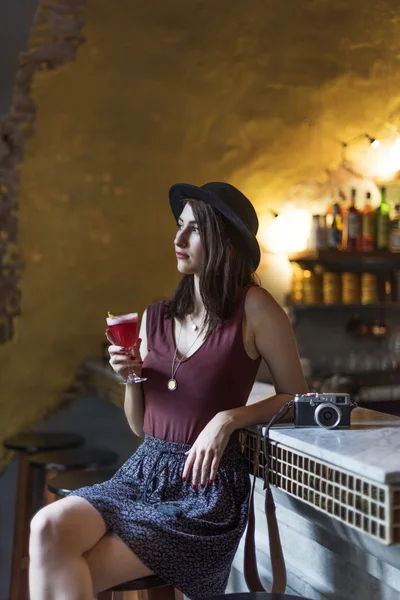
<box><xmin>123</xmin><ymin>309</ymin><xmax>148</xmax><ymax>437</ymax></box>
<box><xmin>224</xmin><ymin>286</ymin><xmax>308</xmax><ymax>430</ymax></box>
<box><xmin>183</xmin><ymin>287</ymin><xmax>308</xmax><ymax>486</ymax></box>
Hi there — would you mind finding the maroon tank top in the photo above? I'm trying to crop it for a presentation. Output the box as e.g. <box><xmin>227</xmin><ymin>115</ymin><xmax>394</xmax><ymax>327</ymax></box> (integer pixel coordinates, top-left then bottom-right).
<box><xmin>142</xmin><ymin>286</ymin><xmax>261</xmax><ymax>445</ymax></box>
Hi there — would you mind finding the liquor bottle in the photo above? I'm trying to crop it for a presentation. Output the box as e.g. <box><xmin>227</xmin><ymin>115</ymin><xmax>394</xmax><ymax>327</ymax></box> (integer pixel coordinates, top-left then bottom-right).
<box><xmin>339</xmin><ymin>189</ymin><xmax>348</xmax><ymax>250</ymax></box>
<box><xmin>346</xmin><ymin>188</ymin><xmax>362</xmax><ymax>251</ymax></box>
<box><xmin>308</xmin><ymin>215</ymin><xmax>326</xmax><ymax>250</ymax></box>
<box><xmin>327</xmin><ymin>201</ymin><xmax>343</xmax><ymax>249</ymax></box>
<box><xmin>317</xmin><ymin>215</ymin><xmax>327</xmax><ymax>250</ymax></box>
<box><xmin>389</xmin><ymin>203</ymin><xmax>400</xmax><ymax>253</ymax></box>
<box><xmin>361</xmin><ymin>192</ymin><xmax>375</xmax><ymax>251</ymax></box>
<box><xmin>375</xmin><ymin>186</ymin><xmax>390</xmax><ymax>251</ymax></box>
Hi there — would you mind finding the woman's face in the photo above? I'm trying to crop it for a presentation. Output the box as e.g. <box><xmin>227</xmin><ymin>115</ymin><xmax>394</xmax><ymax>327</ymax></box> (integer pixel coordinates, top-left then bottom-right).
<box><xmin>174</xmin><ymin>202</ymin><xmax>204</xmax><ymax>276</ymax></box>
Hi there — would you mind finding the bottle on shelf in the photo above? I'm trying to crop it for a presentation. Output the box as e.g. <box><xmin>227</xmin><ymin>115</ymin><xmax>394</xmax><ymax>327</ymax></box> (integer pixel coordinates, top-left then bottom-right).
<box><xmin>389</xmin><ymin>203</ymin><xmax>400</xmax><ymax>253</ymax></box>
<box><xmin>346</xmin><ymin>188</ymin><xmax>362</xmax><ymax>251</ymax></box>
<box><xmin>327</xmin><ymin>200</ymin><xmax>343</xmax><ymax>250</ymax></box>
<box><xmin>319</xmin><ymin>215</ymin><xmax>328</xmax><ymax>250</ymax></box>
<box><xmin>308</xmin><ymin>216</ymin><xmax>319</xmax><ymax>251</ymax></box>
<box><xmin>308</xmin><ymin>215</ymin><xmax>327</xmax><ymax>251</ymax></box>
<box><xmin>361</xmin><ymin>191</ymin><xmax>376</xmax><ymax>251</ymax></box>
<box><xmin>338</xmin><ymin>189</ymin><xmax>348</xmax><ymax>250</ymax></box>
<box><xmin>375</xmin><ymin>186</ymin><xmax>390</xmax><ymax>251</ymax></box>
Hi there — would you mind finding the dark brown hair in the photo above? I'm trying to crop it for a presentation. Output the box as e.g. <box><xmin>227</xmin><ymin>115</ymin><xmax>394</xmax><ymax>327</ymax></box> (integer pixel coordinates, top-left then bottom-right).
<box><xmin>168</xmin><ymin>199</ymin><xmax>259</xmax><ymax>332</ymax></box>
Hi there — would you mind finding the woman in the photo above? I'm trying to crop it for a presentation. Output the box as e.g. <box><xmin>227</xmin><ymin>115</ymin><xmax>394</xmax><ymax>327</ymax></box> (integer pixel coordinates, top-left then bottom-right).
<box><xmin>29</xmin><ymin>181</ymin><xmax>308</xmax><ymax>599</ymax></box>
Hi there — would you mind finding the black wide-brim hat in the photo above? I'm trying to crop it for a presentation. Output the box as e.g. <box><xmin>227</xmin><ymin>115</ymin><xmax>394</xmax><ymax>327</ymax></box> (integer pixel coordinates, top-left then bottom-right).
<box><xmin>169</xmin><ymin>181</ymin><xmax>261</xmax><ymax>270</ymax></box>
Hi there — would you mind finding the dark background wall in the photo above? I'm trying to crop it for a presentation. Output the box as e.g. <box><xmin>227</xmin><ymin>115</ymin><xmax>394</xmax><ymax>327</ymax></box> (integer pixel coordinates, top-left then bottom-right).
<box><xmin>0</xmin><ymin>0</ymin><xmax>39</xmax><ymax>116</ymax></box>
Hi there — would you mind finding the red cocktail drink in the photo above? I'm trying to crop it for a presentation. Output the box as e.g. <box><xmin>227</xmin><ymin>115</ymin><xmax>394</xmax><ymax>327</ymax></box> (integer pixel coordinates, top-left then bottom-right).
<box><xmin>106</xmin><ymin>313</ymin><xmax>138</xmax><ymax>348</ymax></box>
<box><xmin>106</xmin><ymin>312</ymin><xmax>146</xmax><ymax>383</ymax></box>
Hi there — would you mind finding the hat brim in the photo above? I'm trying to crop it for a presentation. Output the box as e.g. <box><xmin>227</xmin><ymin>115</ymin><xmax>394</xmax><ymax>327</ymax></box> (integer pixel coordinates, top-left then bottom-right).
<box><xmin>169</xmin><ymin>183</ymin><xmax>261</xmax><ymax>270</ymax></box>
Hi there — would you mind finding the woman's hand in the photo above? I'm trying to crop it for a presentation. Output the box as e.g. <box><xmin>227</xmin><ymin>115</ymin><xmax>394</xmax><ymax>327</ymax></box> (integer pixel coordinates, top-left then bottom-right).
<box><xmin>182</xmin><ymin>412</ymin><xmax>236</xmax><ymax>488</ymax></box>
<box><xmin>106</xmin><ymin>333</ymin><xmax>143</xmax><ymax>381</ymax></box>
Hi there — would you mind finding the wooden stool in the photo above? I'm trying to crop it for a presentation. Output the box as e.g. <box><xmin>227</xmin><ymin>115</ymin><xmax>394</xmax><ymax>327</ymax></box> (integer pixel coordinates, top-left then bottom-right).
<box><xmin>101</xmin><ymin>574</ymin><xmax>176</xmax><ymax>600</ymax></box>
<box><xmin>11</xmin><ymin>442</ymin><xmax>117</xmax><ymax>600</ymax></box>
<box><xmin>49</xmin><ymin>470</ymin><xmax>178</xmax><ymax>600</ymax></box>
<box><xmin>47</xmin><ymin>467</ymin><xmax>118</xmax><ymax>496</ymax></box>
<box><xmin>4</xmin><ymin>431</ymin><xmax>84</xmax><ymax>600</ymax></box>
<box><xmin>30</xmin><ymin>446</ymin><xmax>119</xmax><ymax>506</ymax></box>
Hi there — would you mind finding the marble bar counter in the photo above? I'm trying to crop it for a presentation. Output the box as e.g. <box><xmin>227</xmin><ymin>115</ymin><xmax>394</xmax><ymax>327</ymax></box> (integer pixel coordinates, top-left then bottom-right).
<box><xmin>81</xmin><ymin>360</ymin><xmax>400</xmax><ymax>599</ymax></box>
<box><xmin>238</xmin><ymin>384</ymin><xmax>400</xmax><ymax>600</ymax></box>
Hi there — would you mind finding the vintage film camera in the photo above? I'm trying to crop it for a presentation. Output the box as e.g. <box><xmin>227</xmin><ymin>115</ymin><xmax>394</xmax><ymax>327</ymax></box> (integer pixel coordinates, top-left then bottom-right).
<box><xmin>294</xmin><ymin>392</ymin><xmax>355</xmax><ymax>429</ymax></box>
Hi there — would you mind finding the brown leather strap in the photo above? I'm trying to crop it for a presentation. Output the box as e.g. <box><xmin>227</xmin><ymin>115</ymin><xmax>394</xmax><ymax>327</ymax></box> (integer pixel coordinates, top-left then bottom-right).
<box><xmin>244</xmin><ymin>459</ymin><xmax>265</xmax><ymax>591</ymax></box>
<box><xmin>265</xmin><ymin>487</ymin><xmax>286</xmax><ymax>592</ymax></box>
<box><xmin>244</xmin><ymin>426</ymin><xmax>287</xmax><ymax>594</ymax></box>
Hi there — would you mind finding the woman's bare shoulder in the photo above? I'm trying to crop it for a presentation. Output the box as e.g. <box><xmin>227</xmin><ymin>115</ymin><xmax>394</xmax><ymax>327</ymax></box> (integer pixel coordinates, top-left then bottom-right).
<box><xmin>245</xmin><ymin>285</ymin><xmax>288</xmax><ymax>323</ymax></box>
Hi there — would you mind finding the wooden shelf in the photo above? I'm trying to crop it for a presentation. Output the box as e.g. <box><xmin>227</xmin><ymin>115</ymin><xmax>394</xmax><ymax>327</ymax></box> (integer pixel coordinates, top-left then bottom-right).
<box><xmin>288</xmin><ymin>250</ymin><xmax>400</xmax><ymax>270</ymax></box>
<box><xmin>290</xmin><ymin>302</ymin><xmax>400</xmax><ymax>310</ymax></box>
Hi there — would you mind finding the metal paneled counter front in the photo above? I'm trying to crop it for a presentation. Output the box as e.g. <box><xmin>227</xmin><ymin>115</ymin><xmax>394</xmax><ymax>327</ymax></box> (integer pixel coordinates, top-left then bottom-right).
<box><xmin>82</xmin><ymin>360</ymin><xmax>400</xmax><ymax>598</ymax></box>
<box><xmin>240</xmin><ymin>403</ymin><xmax>400</xmax><ymax>546</ymax></box>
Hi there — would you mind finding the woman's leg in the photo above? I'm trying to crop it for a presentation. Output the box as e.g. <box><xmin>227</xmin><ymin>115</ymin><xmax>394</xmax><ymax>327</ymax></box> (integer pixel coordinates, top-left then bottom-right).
<box><xmin>29</xmin><ymin>496</ymin><xmax>107</xmax><ymax>600</ymax></box>
<box><xmin>84</xmin><ymin>531</ymin><xmax>153</xmax><ymax>594</ymax></box>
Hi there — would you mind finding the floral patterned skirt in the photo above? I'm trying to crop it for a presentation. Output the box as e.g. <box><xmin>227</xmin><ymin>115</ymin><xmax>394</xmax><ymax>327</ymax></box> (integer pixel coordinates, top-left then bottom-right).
<box><xmin>68</xmin><ymin>434</ymin><xmax>250</xmax><ymax>600</ymax></box>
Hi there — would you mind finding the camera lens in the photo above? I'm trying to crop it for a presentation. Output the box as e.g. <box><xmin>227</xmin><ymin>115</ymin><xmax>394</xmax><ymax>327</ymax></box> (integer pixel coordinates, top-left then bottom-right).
<box><xmin>314</xmin><ymin>403</ymin><xmax>341</xmax><ymax>429</ymax></box>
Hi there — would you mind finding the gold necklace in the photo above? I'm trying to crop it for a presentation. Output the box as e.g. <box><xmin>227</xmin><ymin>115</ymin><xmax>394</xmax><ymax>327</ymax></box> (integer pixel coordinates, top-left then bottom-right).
<box><xmin>189</xmin><ymin>311</ymin><xmax>206</xmax><ymax>332</ymax></box>
<box><xmin>168</xmin><ymin>321</ymin><xmax>204</xmax><ymax>391</ymax></box>
<box><xmin>189</xmin><ymin>314</ymin><xmax>199</xmax><ymax>331</ymax></box>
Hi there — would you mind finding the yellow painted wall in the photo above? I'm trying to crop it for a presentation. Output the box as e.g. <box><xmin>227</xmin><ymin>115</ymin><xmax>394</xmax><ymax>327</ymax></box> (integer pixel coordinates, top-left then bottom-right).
<box><xmin>1</xmin><ymin>0</ymin><xmax>400</xmax><ymax>466</ymax></box>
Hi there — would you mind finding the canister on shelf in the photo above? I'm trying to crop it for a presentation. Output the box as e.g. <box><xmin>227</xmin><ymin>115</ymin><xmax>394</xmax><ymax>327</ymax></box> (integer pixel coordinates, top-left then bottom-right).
<box><xmin>303</xmin><ymin>269</ymin><xmax>322</xmax><ymax>304</ymax></box>
<box><xmin>361</xmin><ymin>272</ymin><xmax>378</xmax><ymax>305</ymax></box>
<box><xmin>291</xmin><ymin>262</ymin><xmax>304</xmax><ymax>303</ymax></box>
<box><xmin>322</xmin><ymin>271</ymin><xmax>341</xmax><ymax>304</ymax></box>
<box><xmin>342</xmin><ymin>272</ymin><xmax>361</xmax><ymax>304</ymax></box>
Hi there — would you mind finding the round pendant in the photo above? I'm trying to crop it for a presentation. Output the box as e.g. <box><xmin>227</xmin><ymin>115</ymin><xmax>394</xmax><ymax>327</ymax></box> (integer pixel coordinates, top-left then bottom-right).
<box><xmin>192</xmin><ymin>324</ymin><xmax>198</xmax><ymax>332</ymax></box>
<box><xmin>168</xmin><ymin>378</ymin><xmax>177</xmax><ymax>391</ymax></box>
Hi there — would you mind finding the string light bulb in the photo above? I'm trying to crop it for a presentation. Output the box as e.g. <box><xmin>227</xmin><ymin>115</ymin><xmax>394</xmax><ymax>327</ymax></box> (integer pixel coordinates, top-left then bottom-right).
<box><xmin>368</xmin><ymin>136</ymin><xmax>380</xmax><ymax>149</ymax></box>
<box><xmin>341</xmin><ymin>133</ymin><xmax>380</xmax><ymax>160</ymax></box>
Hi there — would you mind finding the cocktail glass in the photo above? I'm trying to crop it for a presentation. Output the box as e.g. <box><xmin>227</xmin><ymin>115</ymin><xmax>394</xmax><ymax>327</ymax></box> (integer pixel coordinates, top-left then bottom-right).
<box><xmin>106</xmin><ymin>312</ymin><xmax>147</xmax><ymax>383</ymax></box>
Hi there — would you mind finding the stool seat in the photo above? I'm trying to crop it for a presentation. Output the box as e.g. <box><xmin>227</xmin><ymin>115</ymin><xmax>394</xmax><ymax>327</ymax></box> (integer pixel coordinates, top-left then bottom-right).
<box><xmin>4</xmin><ymin>432</ymin><xmax>84</xmax><ymax>453</ymax></box>
<box><xmin>29</xmin><ymin>447</ymin><xmax>118</xmax><ymax>470</ymax></box>
<box><xmin>48</xmin><ymin>468</ymin><xmax>117</xmax><ymax>496</ymax></box>
<box><xmin>106</xmin><ymin>574</ymin><xmax>170</xmax><ymax>592</ymax></box>
<box><xmin>209</xmin><ymin>594</ymin><xmax>313</xmax><ymax>600</ymax></box>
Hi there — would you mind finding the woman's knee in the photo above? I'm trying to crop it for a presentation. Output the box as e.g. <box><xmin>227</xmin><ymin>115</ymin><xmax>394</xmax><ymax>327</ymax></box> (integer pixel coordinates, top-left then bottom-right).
<box><xmin>30</xmin><ymin>496</ymin><xmax>107</xmax><ymax>559</ymax></box>
<box><xmin>30</xmin><ymin>504</ymin><xmax>64</xmax><ymax>554</ymax></box>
